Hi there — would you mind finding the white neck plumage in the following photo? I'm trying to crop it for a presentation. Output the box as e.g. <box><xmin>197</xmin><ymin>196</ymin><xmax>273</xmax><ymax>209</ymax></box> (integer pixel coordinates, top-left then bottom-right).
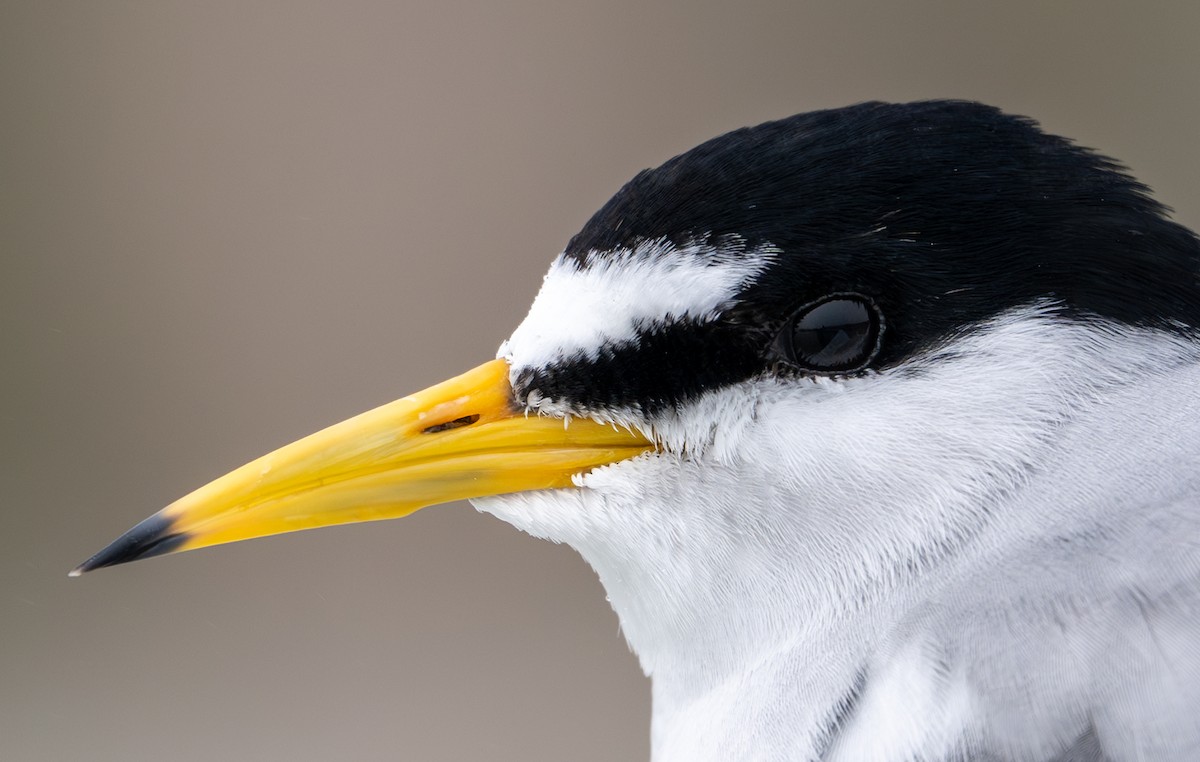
<box><xmin>477</xmin><ymin>305</ymin><xmax>1200</xmax><ymax>761</ymax></box>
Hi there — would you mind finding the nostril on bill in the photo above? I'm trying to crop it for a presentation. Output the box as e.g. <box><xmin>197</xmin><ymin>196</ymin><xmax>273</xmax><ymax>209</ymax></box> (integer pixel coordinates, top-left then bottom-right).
<box><xmin>421</xmin><ymin>414</ymin><xmax>481</xmax><ymax>434</ymax></box>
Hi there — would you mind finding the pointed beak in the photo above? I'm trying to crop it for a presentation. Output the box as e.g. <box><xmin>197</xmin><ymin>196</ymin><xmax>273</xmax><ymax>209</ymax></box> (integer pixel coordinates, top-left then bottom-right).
<box><xmin>71</xmin><ymin>359</ymin><xmax>653</xmax><ymax>575</ymax></box>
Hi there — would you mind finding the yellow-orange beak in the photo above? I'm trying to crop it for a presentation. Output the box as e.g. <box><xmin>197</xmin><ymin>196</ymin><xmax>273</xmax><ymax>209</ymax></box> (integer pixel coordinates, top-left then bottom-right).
<box><xmin>71</xmin><ymin>359</ymin><xmax>654</xmax><ymax>575</ymax></box>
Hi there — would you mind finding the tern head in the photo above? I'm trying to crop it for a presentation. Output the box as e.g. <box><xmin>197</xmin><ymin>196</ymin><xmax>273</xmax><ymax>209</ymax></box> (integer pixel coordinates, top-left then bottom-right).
<box><xmin>475</xmin><ymin>100</ymin><xmax>1200</xmax><ymax>671</ymax></box>
<box><xmin>73</xmin><ymin>101</ymin><xmax>1200</xmax><ymax>675</ymax></box>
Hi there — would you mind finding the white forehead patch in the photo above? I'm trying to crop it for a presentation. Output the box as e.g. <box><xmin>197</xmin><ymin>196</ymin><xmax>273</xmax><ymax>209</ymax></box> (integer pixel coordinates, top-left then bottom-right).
<box><xmin>499</xmin><ymin>237</ymin><xmax>774</xmax><ymax>373</ymax></box>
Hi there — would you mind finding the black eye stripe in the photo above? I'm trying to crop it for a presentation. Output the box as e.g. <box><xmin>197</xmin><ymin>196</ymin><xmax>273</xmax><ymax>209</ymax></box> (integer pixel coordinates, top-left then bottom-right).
<box><xmin>513</xmin><ymin>320</ymin><xmax>765</xmax><ymax>416</ymax></box>
<box><xmin>513</xmin><ymin>294</ymin><xmax>888</xmax><ymax>417</ymax></box>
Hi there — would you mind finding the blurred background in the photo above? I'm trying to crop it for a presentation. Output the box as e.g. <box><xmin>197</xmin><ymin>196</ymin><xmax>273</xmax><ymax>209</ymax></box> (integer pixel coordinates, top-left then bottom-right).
<box><xmin>3</xmin><ymin>1</ymin><xmax>1199</xmax><ymax>759</ymax></box>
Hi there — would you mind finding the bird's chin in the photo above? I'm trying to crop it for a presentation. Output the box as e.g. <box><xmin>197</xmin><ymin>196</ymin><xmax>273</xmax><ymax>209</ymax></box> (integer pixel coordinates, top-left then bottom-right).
<box><xmin>470</xmin><ymin>454</ymin><xmax>655</xmax><ymax>547</ymax></box>
<box><xmin>470</xmin><ymin>488</ymin><xmax>594</xmax><ymax>545</ymax></box>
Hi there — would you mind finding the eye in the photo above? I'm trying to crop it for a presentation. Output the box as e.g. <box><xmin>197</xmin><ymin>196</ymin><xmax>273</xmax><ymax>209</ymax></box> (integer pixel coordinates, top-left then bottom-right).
<box><xmin>776</xmin><ymin>294</ymin><xmax>883</xmax><ymax>373</ymax></box>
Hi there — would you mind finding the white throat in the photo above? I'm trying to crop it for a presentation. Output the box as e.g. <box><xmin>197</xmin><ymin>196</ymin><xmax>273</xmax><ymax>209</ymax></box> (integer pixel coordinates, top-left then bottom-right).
<box><xmin>475</xmin><ymin>307</ymin><xmax>1200</xmax><ymax>760</ymax></box>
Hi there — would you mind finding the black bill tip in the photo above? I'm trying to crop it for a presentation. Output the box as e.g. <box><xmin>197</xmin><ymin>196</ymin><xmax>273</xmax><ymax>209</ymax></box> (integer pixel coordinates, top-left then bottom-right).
<box><xmin>69</xmin><ymin>512</ymin><xmax>189</xmax><ymax>577</ymax></box>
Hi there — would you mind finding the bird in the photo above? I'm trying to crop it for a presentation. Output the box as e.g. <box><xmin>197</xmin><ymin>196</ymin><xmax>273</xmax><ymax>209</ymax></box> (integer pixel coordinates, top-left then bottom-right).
<box><xmin>72</xmin><ymin>100</ymin><xmax>1200</xmax><ymax>761</ymax></box>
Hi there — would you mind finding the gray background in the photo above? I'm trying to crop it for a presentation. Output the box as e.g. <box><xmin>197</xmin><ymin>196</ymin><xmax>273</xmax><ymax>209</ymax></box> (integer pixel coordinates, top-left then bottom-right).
<box><xmin>4</xmin><ymin>2</ymin><xmax>1200</xmax><ymax>760</ymax></box>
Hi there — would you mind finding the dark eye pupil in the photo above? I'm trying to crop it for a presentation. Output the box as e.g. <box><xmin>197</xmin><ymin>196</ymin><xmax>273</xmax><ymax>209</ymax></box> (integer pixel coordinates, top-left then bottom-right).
<box><xmin>786</xmin><ymin>296</ymin><xmax>880</xmax><ymax>372</ymax></box>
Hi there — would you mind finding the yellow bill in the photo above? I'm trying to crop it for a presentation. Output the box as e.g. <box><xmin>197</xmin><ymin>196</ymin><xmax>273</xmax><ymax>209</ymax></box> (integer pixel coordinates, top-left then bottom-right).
<box><xmin>71</xmin><ymin>359</ymin><xmax>654</xmax><ymax>575</ymax></box>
